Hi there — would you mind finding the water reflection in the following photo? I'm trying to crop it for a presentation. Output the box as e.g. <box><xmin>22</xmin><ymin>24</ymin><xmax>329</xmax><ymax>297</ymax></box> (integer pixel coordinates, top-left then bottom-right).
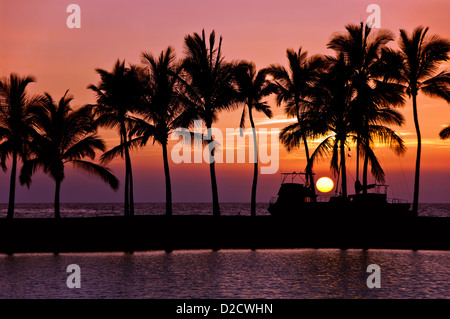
<box><xmin>0</xmin><ymin>249</ymin><xmax>448</xmax><ymax>298</ymax></box>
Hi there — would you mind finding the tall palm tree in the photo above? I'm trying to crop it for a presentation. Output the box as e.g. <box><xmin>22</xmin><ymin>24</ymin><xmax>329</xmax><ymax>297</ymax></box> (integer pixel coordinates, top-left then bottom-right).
<box><xmin>181</xmin><ymin>29</ymin><xmax>241</xmax><ymax>216</ymax></box>
<box><xmin>0</xmin><ymin>74</ymin><xmax>42</xmax><ymax>218</ymax></box>
<box><xmin>125</xmin><ymin>46</ymin><xmax>186</xmax><ymax>216</ymax></box>
<box><xmin>307</xmin><ymin>54</ymin><xmax>355</xmax><ymax>197</ymax></box>
<box><xmin>88</xmin><ymin>60</ymin><xmax>141</xmax><ymax>216</ymax></box>
<box><xmin>235</xmin><ymin>62</ymin><xmax>274</xmax><ymax>216</ymax></box>
<box><xmin>19</xmin><ymin>91</ymin><xmax>119</xmax><ymax>218</ymax></box>
<box><xmin>396</xmin><ymin>26</ymin><xmax>450</xmax><ymax>214</ymax></box>
<box><xmin>267</xmin><ymin>48</ymin><xmax>325</xmax><ymax>192</ymax></box>
<box><xmin>327</xmin><ymin>23</ymin><xmax>405</xmax><ymax>193</ymax></box>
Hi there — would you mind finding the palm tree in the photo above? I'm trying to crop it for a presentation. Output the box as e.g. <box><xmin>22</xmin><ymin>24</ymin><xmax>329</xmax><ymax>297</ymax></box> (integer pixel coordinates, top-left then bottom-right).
<box><xmin>267</xmin><ymin>48</ymin><xmax>326</xmax><ymax>193</ymax></box>
<box><xmin>181</xmin><ymin>29</ymin><xmax>241</xmax><ymax>216</ymax></box>
<box><xmin>0</xmin><ymin>74</ymin><xmax>42</xmax><ymax>218</ymax></box>
<box><xmin>234</xmin><ymin>62</ymin><xmax>274</xmax><ymax>216</ymax></box>
<box><xmin>327</xmin><ymin>23</ymin><xmax>405</xmax><ymax>193</ymax></box>
<box><xmin>88</xmin><ymin>60</ymin><xmax>141</xmax><ymax>216</ymax></box>
<box><xmin>307</xmin><ymin>54</ymin><xmax>354</xmax><ymax>197</ymax></box>
<box><xmin>396</xmin><ymin>26</ymin><xmax>450</xmax><ymax>214</ymax></box>
<box><xmin>125</xmin><ymin>46</ymin><xmax>186</xmax><ymax>216</ymax></box>
<box><xmin>19</xmin><ymin>91</ymin><xmax>119</xmax><ymax>218</ymax></box>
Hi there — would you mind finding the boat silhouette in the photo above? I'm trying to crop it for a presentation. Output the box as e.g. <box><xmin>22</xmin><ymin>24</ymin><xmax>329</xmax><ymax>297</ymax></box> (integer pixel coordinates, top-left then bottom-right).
<box><xmin>268</xmin><ymin>172</ymin><xmax>412</xmax><ymax>217</ymax></box>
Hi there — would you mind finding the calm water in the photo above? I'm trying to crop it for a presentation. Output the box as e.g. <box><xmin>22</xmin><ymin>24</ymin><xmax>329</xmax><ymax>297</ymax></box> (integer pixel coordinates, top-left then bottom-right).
<box><xmin>0</xmin><ymin>203</ymin><xmax>448</xmax><ymax>299</ymax></box>
<box><xmin>0</xmin><ymin>202</ymin><xmax>449</xmax><ymax>218</ymax></box>
<box><xmin>0</xmin><ymin>249</ymin><xmax>448</xmax><ymax>299</ymax></box>
<box><xmin>0</xmin><ymin>202</ymin><xmax>271</xmax><ymax>218</ymax></box>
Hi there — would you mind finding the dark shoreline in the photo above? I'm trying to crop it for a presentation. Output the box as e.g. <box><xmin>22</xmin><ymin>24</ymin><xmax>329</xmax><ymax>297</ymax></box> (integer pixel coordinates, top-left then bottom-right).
<box><xmin>0</xmin><ymin>215</ymin><xmax>448</xmax><ymax>254</ymax></box>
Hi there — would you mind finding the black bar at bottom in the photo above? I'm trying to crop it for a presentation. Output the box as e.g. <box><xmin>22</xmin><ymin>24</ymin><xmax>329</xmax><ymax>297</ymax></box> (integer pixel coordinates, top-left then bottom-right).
<box><xmin>0</xmin><ymin>299</ymin><xmax>446</xmax><ymax>317</ymax></box>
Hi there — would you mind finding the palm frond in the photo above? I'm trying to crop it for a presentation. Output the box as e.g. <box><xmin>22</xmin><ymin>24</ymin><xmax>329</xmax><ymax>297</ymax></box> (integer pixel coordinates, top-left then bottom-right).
<box><xmin>309</xmin><ymin>135</ymin><xmax>335</xmax><ymax>166</ymax></box>
<box><xmin>71</xmin><ymin>160</ymin><xmax>119</xmax><ymax>190</ymax></box>
<box><xmin>439</xmin><ymin>125</ymin><xmax>450</xmax><ymax>139</ymax></box>
<box><xmin>19</xmin><ymin>158</ymin><xmax>44</xmax><ymax>188</ymax></box>
<box><xmin>63</xmin><ymin>135</ymin><xmax>105</xmax><ymax>161</ymax></box>
<box><xmin>239</xmin><ymin>106</ymin><xmax>247</xmax><ymax>130</ymax></box>
<box><xmin>365</xmin><ymin>146</ymin><xmax>385</xmax><ymax>183</ymax></box>
<box><xmin>367</xmin><ymin>125</ymin><xmax>406</xmax><ymax>156</ymax></box>
<box><xmin>279</xmin><ymin>122</ymin><xmax>304</xmax><ymax>151</ymax></box>
<box><xmin>420</xmin><ymin>71</ymin><xmax>450</xmax><ymax>102</ymax></box>
<box><xmin>100</xmin><ymin>136</ymin><xmax>146</xmax><ymax>163</ymax></box>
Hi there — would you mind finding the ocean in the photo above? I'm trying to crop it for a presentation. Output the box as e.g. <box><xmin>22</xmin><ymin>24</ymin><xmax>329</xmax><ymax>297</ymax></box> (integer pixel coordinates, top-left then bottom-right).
<box><xmin>1</xmin><ymin>202</ymin><xmax>449</xmax><ymax>218</ymax></box>
<box><xmin>0</xmin><ymin>203</ymin><xmax>448</xmax><ymax>299</ymax></box>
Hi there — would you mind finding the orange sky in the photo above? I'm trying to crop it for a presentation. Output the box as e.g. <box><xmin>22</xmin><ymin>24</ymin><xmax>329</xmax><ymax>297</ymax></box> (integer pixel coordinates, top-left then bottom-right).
<box><xmin>1</xmin><ymin>0</ymin><xmax>450</xmax><ymax>203</ymax></box>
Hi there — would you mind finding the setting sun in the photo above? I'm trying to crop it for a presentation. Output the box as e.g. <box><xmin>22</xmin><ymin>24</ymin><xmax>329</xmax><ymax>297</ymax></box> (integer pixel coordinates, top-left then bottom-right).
<box><xmin>316</xmin><ymin>177</ymin><xmax>334</xmax><ymax>193</ymax></box>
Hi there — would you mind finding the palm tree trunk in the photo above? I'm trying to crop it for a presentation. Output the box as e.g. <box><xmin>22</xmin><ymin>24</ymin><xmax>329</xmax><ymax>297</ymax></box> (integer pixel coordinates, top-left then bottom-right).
<box><xmin>124</xmin><ymin>164</ymin><xmax>130</xmax><ymax>216</ymax></box>
<box><xmin>356</xmin><ymin>136</ymin><xmax>360</xmax><ymax>183</ymax></box>
<box><xmin>249</xmin><ymin>109</ymin><xmax>258</xmax><ymax>217</ymax></box>
<box><xmin>362</xmin><ymin>151</ymin><xmax>369</xmax><ymax>195</ymax></box>
<box><xmin>340</xmin><ymin>138</ymin><xmax>347</xmax><ymax>197</ymax></box>
<box><xmin>122</xmin><ymin>126</ymin><xmax>134</xmax><ymax>216</ymax></box>
<box><xmin>7</xmin><ymin>152</ymin><xmax>17</xmax><ymax>219</ymax></box>
<box><xmin>302</xmin><ymin>134</ymin><xmax>316</xmax><ymax>201</ymax></box>
<box><xmin>296</xmin><ymin>107</ymin><xmax>316</xmax><ymax>200</ymax></box>
<box><xmin>54</xmin><ymin>179</ymin><xmax>61</xmax><ymax>219</ymax></box>
<box><xmin>162</xmin><ymin>141</ymin><xmax>173</xmax><ymax>216</ymax></box>
<box><xmin>206</xmin><ymin>122</ymin><xmax>220</xmax><ymax>216</ymax></box>
<box><xmin>127</xmin><ymin>151</ymin><xmax>135</xmax><ymax>216</ymax></box>
<box><xmin>209</xmin><ymin>154</ymin><xmax>220</xmax><ymax>216</ymax></box>
<box><xmin>412</xmin><ymin>94</ymin><xmax>421</xmax><ymax>216</ymax></box>
<box><xmin>121</xmin><ymin>125</ymin><xmax>130</xmax><ymax>216</ymax></box>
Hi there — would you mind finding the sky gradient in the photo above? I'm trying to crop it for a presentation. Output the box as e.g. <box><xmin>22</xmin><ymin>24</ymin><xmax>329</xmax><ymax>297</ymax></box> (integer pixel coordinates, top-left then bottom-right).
<box><xmin>1</xmin><ymin>0</ymin><xmax>450</xmax><ymax>204</ymax></box>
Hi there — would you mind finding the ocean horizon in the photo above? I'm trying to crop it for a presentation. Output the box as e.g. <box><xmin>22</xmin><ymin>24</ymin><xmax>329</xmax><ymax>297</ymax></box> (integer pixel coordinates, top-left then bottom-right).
<box><xmin>1</xmin><ymin>202</ymin><xmax>449</xmax><ymax>218</ymax></box>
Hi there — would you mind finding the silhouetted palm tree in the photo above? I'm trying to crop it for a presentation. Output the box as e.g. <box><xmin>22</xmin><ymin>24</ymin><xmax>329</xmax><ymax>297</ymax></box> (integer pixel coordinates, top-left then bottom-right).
<box><xmin>0</xmin><ymin>74</ymin><xmax>42</xmax><ymax>218</ymax></box>
<box><xmin>126</xmin><ymin>46</ymin><xmax>185</xmax><ymax>216</ymax></box>
<box><xmin>88</xmin><ymin>60</ymin><xmax>141</xmax><ymax>216</ymax></box>
<box><xmin>307</xmin><ymin>54</ymin><xmax>354</xmax><ymax>197</ymax></box>
<box><xmin>19</xmin><ymin>91</ymin><xmax>119</xmax><ymax>218</ymax></box>
<box><xmin>235</xmin><ymin>62</ymin><xmax>274</xmax><ymax>216</ymax></box>
<box><xmin>328</xmin><ymin>23</ymin><xmax>406</xmax><ymax>193</ymax></box>
<box><xmin>267</xmin><ymin>48</ymin><xmax>325</xmax><ymax>192</ymax></box>
<box><xmin>395</xmin><ymin>26</ymin><xmax>450</xmax><ymax>214</ymax></box>
<box><xmin>181</xmin><ymin>29</ymin><xmax>241</xmax><ymax>216</ymax></box>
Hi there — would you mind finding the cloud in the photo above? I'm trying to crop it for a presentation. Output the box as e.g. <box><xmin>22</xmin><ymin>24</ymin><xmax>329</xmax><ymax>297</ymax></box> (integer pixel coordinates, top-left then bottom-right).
<box><xmin>226</xmin><ymin>128</ymin><xmax>280</xmax><ymax>136</ymax></box>
<box><xmin>255</xmin><ymin>115</ymin><xmax>297</xmax><ymax>126</ymax></box>
<box><xmin>397</xmin><ymin>131</ymin><xmax>414</xmax><ymax>136</ymax></box>
<box><xmin>397</xmin><ymin>138</ymin><xmax>450</xmax><ymax>149</ymax></box>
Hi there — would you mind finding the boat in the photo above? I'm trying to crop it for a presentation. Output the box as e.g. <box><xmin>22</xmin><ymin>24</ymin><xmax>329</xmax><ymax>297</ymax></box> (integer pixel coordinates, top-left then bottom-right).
<box><xmin>268</xmin><ymin>172</ymin><xmax>412</xmax><ymax>218</ymax></box>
